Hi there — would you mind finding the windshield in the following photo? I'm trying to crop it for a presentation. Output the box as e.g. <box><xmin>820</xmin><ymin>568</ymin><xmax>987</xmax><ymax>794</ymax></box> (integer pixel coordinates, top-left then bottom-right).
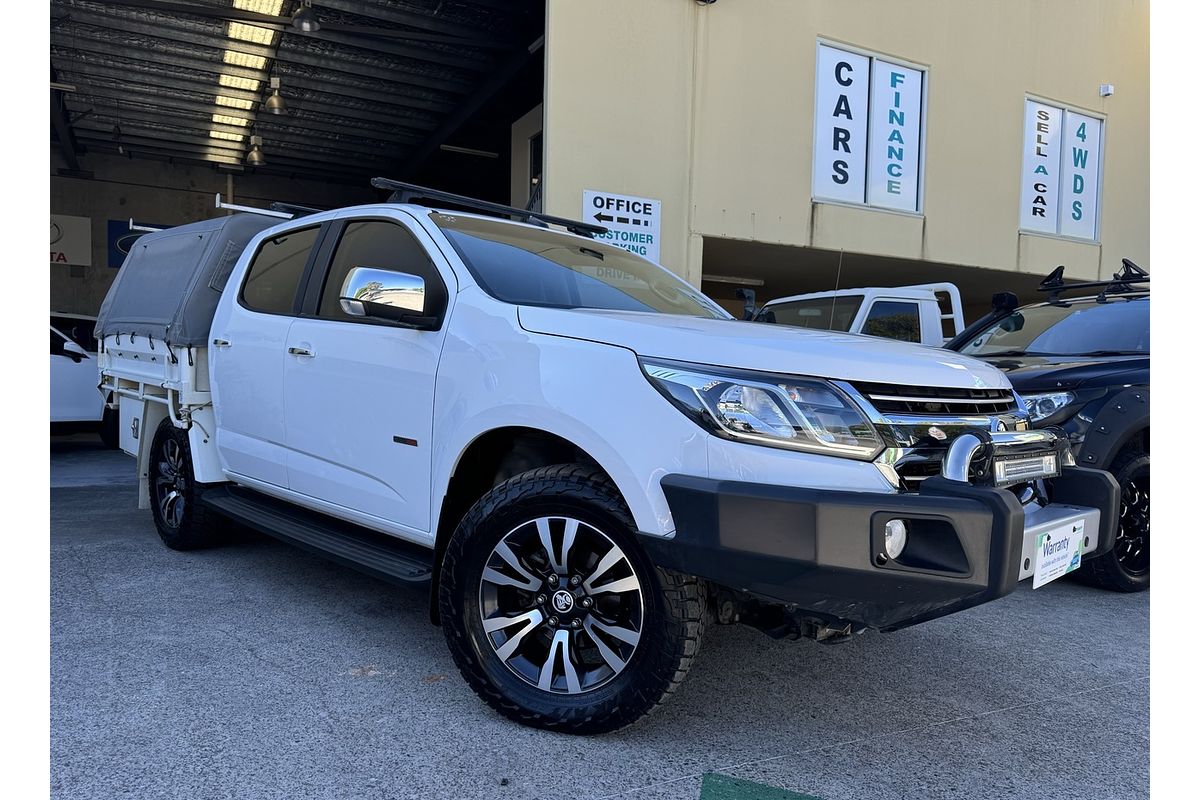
<box><xmin>757</xmin><ymin>296</ymin><xmax>863</xmax><ymax>331</ymax></box>
<box><xmin>432</xmin><ymin>213</ymin><xmax>729</xmax><ymax>319</ymax></box>
<box><xmin>956</xmin><ymin>296</ymin><xmax>1149</xmax><ymax>357</ymax></box>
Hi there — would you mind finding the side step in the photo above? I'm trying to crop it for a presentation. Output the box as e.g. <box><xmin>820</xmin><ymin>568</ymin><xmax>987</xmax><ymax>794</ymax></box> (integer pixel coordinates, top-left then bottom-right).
<box><xmin>202</xmin><ymin>485</ymin><xmax>434</xmax><ymax>584</ymax></box>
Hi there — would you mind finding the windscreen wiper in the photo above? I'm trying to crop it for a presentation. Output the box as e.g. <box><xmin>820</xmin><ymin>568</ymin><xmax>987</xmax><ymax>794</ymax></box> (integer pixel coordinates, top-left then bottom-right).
<box><xmin>1068</xmin><ymin>350</ymin><xmax>1147</xmax><ymax>357</ymax></box>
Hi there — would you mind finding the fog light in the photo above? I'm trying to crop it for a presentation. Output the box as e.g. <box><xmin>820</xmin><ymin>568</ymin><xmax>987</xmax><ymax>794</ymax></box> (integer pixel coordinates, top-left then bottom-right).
<box><xmin>884</xmin><ymin>519</ymin><xmax>908</xmax><ymax>560</ymax></box>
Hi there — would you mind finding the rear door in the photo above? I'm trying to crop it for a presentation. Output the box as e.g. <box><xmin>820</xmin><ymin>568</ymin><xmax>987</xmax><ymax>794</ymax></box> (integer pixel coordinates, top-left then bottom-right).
<box><xmin>282</xmin><ymin>211</ymin><xmax>454</xmax><ymax>537</ymax></box>
<box><xmin>210</xmin><ymin>224</ymin><xmax>323</xmax><ymax>488</ymax></box>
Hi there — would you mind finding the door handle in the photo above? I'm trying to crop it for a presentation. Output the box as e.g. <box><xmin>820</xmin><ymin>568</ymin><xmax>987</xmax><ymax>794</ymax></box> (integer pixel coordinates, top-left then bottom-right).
<box><xmin>287</xmin><ymin>346</ymin><xmax>315</xmax><ymax>357</ymax></box>
<box><xmin>212</xmin><ymin>338</ymin><xmax>231</xmax><ymax>347</ymax></box>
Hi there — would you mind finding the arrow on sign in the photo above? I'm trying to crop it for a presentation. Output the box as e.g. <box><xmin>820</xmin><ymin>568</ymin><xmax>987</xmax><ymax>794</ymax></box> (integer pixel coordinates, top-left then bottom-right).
<box><xmin>594</xmin><ymin>212</ymin><xmax>614</xmax><ymax>223</ymax></box>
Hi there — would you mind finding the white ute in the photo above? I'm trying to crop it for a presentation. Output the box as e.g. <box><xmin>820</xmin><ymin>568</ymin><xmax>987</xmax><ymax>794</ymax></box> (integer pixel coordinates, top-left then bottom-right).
<box><xmin>755</xmin><ymin>283</ymin><xmax>966</xmax><ymax>346</ymax></box>
<box><xmin>97</xmin><ymin>181</ymin><xmax>1119</xmax><ymax>733</ymax></box>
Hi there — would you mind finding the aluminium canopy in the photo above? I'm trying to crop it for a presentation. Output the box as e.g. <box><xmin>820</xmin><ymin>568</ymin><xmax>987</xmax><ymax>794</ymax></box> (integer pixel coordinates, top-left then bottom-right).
<box><xmin>95</xmin><ymin>214</ymin><xmax>279</xmax><ymax>347</ymax></box>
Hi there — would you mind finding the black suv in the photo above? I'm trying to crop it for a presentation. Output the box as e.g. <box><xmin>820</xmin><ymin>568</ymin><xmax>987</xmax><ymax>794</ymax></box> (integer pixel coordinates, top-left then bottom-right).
<box><xmin>947</xmin><ymin>261</ymin><xmax>1150</xmax><ymax>592</ymax></box>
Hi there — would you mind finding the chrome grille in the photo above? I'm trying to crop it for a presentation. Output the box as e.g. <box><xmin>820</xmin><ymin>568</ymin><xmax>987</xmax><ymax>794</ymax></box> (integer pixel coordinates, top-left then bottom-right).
<box><xmin>852</xmin><ymin>382</ymin><xmax>1018</xmax><ymax>416</ymax></box>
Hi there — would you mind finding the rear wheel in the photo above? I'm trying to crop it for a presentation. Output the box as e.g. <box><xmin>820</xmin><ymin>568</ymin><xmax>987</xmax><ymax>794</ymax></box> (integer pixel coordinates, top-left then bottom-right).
<box><xmin>439</xmin><ymin>464</ymin><xmax>705</xmax><ymax>734</ymax></box>
<box><xmin>148</xmin><ymin>419</ymin><xmax>226</xmax><ymax>550</ymax></box>
<box><xmin>1074</xmin><ymin>447</ymin><xmax>1149</xmax><ymax>592</ymax></box>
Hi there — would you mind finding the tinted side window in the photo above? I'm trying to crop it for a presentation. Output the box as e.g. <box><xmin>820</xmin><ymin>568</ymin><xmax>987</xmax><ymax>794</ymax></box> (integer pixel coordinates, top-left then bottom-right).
<box><xmin>241</xmin><ymin>226</ymin><xmax>320</xmax><ymax>315</ymax></box>
<box><xmin>318</xmin><ymin>220</ymin><xmax>444</xmax><ymax>321</ymax></box>
<box><xmin>863</xmin><ymin>300</ymin><xmax>920</xmax><ymax>342</ymax></box>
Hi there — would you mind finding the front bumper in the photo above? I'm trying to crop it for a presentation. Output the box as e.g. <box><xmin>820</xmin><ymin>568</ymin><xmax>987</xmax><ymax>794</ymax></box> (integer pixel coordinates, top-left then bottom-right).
<box><xmin>639</xmin><ymin>465</ymin><xmax>1118</xmax><ymax>632</ymax></box>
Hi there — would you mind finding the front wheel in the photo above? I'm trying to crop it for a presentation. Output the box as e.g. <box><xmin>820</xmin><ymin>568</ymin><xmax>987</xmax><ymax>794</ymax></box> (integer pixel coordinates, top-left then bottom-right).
<box><xmin>439</xmin><ymin>465</ymin><xmax>705</xmax><ymax>734</ymax></box>
<box><xmin>1074</xmin><ymin>447</ymin><xmax>1149</xmax><ymax>592</ymax></box>
<box><xmin>148</xmin><ymin>419</ymin><xmax>226</xmax><ymax>550</ymax></box>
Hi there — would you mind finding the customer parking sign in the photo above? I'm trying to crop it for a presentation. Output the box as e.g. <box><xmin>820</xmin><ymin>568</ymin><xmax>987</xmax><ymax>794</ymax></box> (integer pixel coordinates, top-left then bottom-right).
<box><xmin>582</xmin><ymin>189</ymin><xmax>661</xmax><ymax>263</ymax></box>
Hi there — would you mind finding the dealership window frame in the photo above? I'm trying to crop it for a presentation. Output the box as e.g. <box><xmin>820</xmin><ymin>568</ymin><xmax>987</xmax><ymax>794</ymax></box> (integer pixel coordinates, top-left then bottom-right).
<box><xmin>1017</xmin><ymin>93</ymin><xmax>1107</xmax><ymax>245</ymax></box>
<box><xmin>810</xmin><ymin>38</ymin><xmax>931</xmax><ymax>217</ymax></box>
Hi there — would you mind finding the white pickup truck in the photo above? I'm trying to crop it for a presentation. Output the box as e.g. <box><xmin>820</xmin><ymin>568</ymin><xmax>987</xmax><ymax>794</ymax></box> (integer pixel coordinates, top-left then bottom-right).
<box><xmin>96</xmin><ymin>181</ymin><xmax>1118</xmax><ymax>734</ymax></box>
<box><xmin>754</xmin><ymin>284</ymin><xmax>966</xmax><ymax>346</ymax></box>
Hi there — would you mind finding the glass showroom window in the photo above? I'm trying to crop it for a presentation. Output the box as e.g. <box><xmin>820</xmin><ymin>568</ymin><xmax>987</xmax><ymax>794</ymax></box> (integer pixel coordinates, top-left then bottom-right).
<box><xmin>812</xmin><ymin>42</ymin><xmax>927</xmax><ymax>213</ymax></box>
<box><xmin>1019</xmin><ymin>98</ymin><xmax>1104</xmax><ymax>240</ymax></box>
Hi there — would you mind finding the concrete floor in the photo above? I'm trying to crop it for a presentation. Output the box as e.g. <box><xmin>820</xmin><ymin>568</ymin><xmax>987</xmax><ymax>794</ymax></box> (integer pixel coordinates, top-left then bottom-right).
<box><xmin>50</xmin><ymin>436</ymin><xmax>1148</xmax><ymax>800</ymax></box>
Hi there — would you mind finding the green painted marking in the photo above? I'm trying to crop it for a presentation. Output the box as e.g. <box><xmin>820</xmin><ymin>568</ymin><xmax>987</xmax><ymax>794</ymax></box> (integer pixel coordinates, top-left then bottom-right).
<box><xmin>699</xmin><ymin>772</ymin><xmax>822</xmax><ymax>800</ymax></box>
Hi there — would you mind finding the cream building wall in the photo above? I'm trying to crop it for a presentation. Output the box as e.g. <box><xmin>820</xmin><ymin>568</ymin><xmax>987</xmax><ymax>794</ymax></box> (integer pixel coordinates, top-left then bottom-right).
<box><xmin>542</xmin><ymin>0</ymin><xmax>1149</xmax><ymax>291</ymax></box>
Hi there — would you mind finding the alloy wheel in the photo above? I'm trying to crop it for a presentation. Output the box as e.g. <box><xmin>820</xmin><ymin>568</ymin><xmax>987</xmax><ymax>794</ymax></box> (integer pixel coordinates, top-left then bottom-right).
<box><xmin>478</xmin><ymin>516</ymin><xmax>644</xmax><ymax>695</ymax></box>
<box><xmin>1114</xmin><ymin>471</ymin><xmax>1149</xmax><ymax>575</ymax></box>
<box><xmin>154</xmin><ymin>438</ymin><xmax>187</xmax><ymax>529</ymax></box>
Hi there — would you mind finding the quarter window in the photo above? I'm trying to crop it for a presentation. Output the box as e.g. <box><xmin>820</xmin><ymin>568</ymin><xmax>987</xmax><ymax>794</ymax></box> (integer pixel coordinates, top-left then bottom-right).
<box><xmin>862</xmin><ymin>300</ymin><xmax>920</xmax><ymax>342</ymax></box>
<box><xmin>317</xmin><ymin>220</ymin><xmax>444</xmax><ymax>321</ymax></box>
<box><xmin>241</xmin><ymin>226</ymin><xmax>320</xmax><ymax>315</ymax></box>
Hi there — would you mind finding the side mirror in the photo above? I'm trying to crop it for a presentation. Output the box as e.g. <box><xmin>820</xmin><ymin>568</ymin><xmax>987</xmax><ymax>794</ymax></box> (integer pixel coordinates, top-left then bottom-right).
<box><xmin>339</xmin><ymin>266</ymin><xmax>443</xmax><ymax>330</ymax></box>
<box><xmin>63</xmin><ymin>340</ymin><xmax>87</xmax><ymax>362</ymax></box>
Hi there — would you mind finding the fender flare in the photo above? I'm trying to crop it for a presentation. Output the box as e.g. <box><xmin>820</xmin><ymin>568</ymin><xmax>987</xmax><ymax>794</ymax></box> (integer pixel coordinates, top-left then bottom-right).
<box><xmin>1076</xmin><ymin>386</ymin><xmax>1149</xmax><ymax>469</ymax></box>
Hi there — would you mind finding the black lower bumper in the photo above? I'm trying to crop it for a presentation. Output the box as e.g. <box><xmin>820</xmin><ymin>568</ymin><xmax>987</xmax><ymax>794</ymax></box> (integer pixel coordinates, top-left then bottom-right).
<box><xmin>639</xmin><ymin>467</ymin><xmax>1118</xmax><ymax>632</ymax></box>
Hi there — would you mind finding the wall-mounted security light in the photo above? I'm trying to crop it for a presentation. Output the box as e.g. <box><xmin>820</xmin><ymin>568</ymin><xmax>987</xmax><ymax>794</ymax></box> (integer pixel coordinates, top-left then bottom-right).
<box><xmin>1100</xmin><ymin>84</ymin><xmax>1115</xmax><ymax>97</ymax></box>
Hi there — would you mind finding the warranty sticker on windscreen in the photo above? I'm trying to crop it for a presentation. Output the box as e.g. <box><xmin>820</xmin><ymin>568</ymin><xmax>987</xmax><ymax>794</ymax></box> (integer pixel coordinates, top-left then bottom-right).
<box><xmin>1033</xmin><ymin>520</ymin><xmax>1087</xmax><ymax>589</ymax></box>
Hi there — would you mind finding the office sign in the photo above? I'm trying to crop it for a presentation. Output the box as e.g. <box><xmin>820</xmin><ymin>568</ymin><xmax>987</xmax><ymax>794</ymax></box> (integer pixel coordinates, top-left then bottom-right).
<box><xmin>50</xmin><ymin>214</ymin><xmax>92</xmax><ymax>266</ymax></box>
<box><xmin>582</xmin><ymin>189</ymin><xmax>661</xmax><ymax>263</ymax></box>
<box><xmin>1019</xmin><ymin>99</ymin><xmax>1103</xmax><ymax>239</ymax></box>
<box><xmin>813</xmin><ymin>43</ymin><xmax>925</xmax><ymax>212</ymax></box>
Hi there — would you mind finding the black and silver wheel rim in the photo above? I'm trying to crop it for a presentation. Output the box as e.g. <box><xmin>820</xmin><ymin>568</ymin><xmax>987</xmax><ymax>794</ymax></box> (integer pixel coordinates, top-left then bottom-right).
<box><xmin>1115</xmin><ymin>471</ymin><xmax>1149</xmax><ymax>575</ymax></box>
<box><xmin>155</xmin><ymin>438</ymin><xmax>187</xmax><ymax>529</ymax></box>
<box><xmin>478</xmin><ymin>516</ymin><xmax>644</xmax><ymax>695</ymax></box>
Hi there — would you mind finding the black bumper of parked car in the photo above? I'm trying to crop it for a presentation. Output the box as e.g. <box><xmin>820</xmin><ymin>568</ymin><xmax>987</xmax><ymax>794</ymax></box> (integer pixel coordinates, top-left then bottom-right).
<box><xmin>639</xmin><ymin>468</ymin><xmax>1119</xmax><ymax>632</ymax></box>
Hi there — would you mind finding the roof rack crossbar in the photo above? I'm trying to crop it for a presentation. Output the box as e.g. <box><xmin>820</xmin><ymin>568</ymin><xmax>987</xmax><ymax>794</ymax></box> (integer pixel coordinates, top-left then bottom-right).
<box><xmin>269</xmin><ymin>201</ymin><xmax>325</xmax><ymax>217</ymax></box>
<box><xmin>1036</xmin><ymin>260</ymin><xmax>1148</xmax><ymax>301</ymax></box>
<box><xmin>214</xmin><ymin>193</ymin><xmax>292</xmax><ymax>220</ymax></box>
<box><xmin>370</xmin><ymin>177</ymin><xmax>608</xmax><ymax>238</ymax></box>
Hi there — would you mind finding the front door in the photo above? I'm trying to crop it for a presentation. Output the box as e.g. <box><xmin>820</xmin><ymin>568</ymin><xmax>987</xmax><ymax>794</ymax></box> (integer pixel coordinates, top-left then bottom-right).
<box><xmin>210</xmin><ymin>224</ymin><xmax>322</xmax><ymax>488</ymax></box>
<box><xmin>283</xmin><ymin>213</ymin><xmax>453</xmax><ymax>537</ymax></box>
<box><xmin>50</xmin><ymin>327</ymin><xmax>102</xmax><ymax>422</ymax></box>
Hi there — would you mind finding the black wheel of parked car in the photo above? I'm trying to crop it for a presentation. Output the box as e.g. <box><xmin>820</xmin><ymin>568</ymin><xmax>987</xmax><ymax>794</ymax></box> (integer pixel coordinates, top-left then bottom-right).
<box><xmin>1074</xmin><ymin>446</ymin><xmax>1150</xmax><ymax>592</ymax></box>
<box><xmin>148</xmin><ymin>419</ymin><xmax>226</xmax><ymax>551</ymax></box>
<box><xmin>99</xmin><ymin>404</ymin><xmax>120</xmax><ymax>450</ymax></box>
<box><xmin>439</xmin><ymin>464</ymin><xmax>705</xmax><ymax>734</ymax></box>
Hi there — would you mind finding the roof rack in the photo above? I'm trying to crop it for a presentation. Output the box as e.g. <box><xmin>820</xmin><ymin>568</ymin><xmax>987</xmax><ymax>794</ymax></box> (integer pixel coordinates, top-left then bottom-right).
<box><xmin>1036</xmin><ymin>259</ymin><xmax>1149</xmax><ymax>301</ymax></box>
<box><xmin>370</xmin><ymin>177</ymin><xmax>607</xmax><ymax>238</ymax></box>
<box><xmin>269</xmin><ymin>201</ymin><xmax>324</xmax><ymax>217</ymax></box>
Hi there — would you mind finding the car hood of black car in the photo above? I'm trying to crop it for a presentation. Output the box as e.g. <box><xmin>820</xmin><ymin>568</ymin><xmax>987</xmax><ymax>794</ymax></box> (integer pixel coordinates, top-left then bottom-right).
<box><xmin>973</xmin><ymin>353</ymin><xmax>1149</xmax><ymax>391</ymax></box>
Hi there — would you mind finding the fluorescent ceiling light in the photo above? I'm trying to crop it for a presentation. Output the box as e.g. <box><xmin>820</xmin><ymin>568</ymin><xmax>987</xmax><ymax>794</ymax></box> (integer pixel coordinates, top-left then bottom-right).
<box><xmin>227</xmin><ymin>21</ymin><xmax>277</xmax><ymax>45</ymax></box>
<box><xmin>215</xmin><ymin>95</ymin><xmax>255</xmax><ymax>110</ymax></box>
<box><xmin>219</xmin><ymin>74</ymin><xmax>261</xmax><ymax>92</ymax></box>
<box><xmin>210</xmin><ymin>130</ymin><xmax>246</xmax><ymax>142</ymax></box>
<box><xmin>233</xmin><ymin>0</ymin><xmax>284</xmax><ymax>14</ymax></box>
<box><xmin>223</xmin><ymin>50</ymin><xmax>267</xmax><ymax>70</ymax></box>
<box><xmin>212</xmin><ymin>113</ymin><xmax>251</xmax><ymax>127</ymax></box>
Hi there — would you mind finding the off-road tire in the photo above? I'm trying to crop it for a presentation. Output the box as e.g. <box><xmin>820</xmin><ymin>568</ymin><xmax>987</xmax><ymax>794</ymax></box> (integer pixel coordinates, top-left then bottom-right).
<box><xmin>1073</xmin><ymin>446</ymin><xmax>1150</xmax><ymax>592</ymax></box>
<box><xmin>439</xmin><ymin>464</ymin><xmax>705</xmax><ymax>734</ymax></box>
<box><xmin>148</xmin><ymin>419</ymin><xmax>226</xmax><ymax>551</ymax></box>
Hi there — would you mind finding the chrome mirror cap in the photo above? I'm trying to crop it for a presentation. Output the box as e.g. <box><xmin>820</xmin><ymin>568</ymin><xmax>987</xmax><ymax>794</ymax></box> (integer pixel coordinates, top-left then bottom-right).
<box><xmin>339</xmin><ymin>266</ymin><xmax>427</xmax><ymax>319</ymax></box>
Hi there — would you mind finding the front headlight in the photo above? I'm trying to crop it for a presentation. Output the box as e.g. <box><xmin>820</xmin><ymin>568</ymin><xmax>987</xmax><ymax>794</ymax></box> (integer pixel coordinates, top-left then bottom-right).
<box><xmin>1021</xmin><ymin>391</ymin><xmax>1076</xmax><ymax>424</ymax></box>
<box><xmin>641</xmin><ymin>359</ymin><xmax>882</xmax><ymax>460</ymax></box>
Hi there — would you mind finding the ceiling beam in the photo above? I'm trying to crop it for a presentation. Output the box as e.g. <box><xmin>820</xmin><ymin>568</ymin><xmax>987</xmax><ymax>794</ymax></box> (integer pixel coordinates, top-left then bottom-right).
<box><xmin>87</xmin><ymin>1</ymin><xmax>495</xmax><ymax>71</ymax></box>
<box><xmin>50</xmin><ymin>66</ymin><xmax>81</xmax><ymax>171</ymax></box>
<box><xmin>399</xmin><ymin>35</ymin><xmax>543</xmax><ymax>177</ymax></box>
<box><xmin>52</xmin><ymin>51</ymin><xmax>456</xmax><ymax>116</ymax></box>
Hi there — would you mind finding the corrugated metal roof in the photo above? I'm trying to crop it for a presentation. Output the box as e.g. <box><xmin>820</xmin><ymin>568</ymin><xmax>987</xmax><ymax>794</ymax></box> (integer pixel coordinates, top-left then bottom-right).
<box><xmin>50</xmin><ymin>0</ymin><xmax>542</xmax><ymax>184</ymax></box>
